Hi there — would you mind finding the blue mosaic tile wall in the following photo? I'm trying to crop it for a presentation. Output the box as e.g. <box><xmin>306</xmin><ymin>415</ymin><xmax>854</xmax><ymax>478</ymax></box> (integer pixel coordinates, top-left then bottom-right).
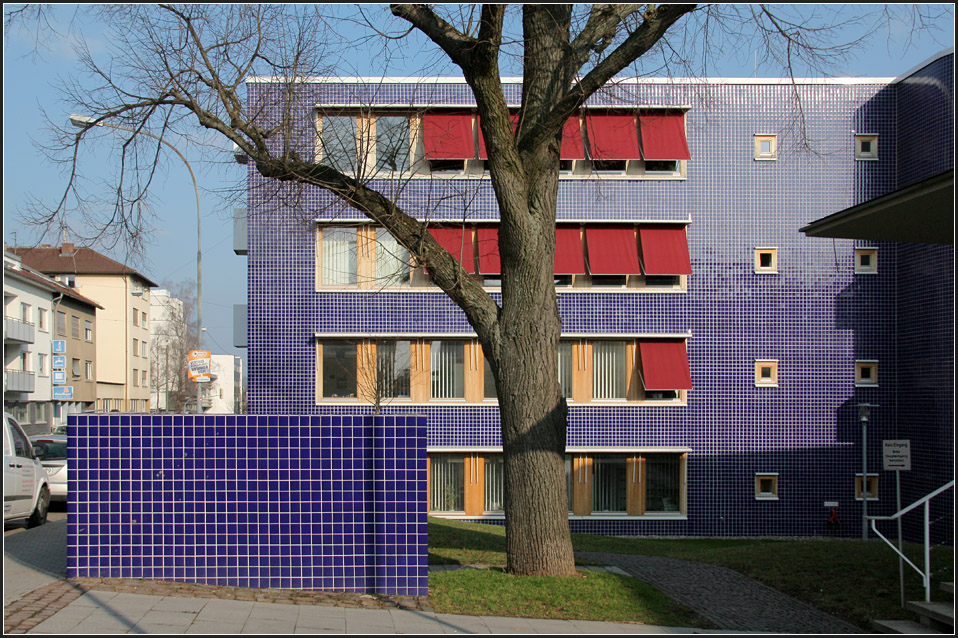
<box><xmin>890</xmin><ymin>52</ymin><xmax>954</xmax><ymax>544</ymax></box>
<box><xmin>66</xmin><ymin>414</ymin><xmax>427</xmax><ymax>595</ymax></box>
<box><xmin>245</xmin><ymin>66</ymin><xmax>952</xmax><ymax>539</ymax></box>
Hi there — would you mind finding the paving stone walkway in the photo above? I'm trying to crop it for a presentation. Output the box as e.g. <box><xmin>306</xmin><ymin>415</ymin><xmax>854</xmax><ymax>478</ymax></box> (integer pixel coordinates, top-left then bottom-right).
<box><xmin>577</xmin><ymin>552</ymin><xmax>863</xmax><ymax>633</ymax></box>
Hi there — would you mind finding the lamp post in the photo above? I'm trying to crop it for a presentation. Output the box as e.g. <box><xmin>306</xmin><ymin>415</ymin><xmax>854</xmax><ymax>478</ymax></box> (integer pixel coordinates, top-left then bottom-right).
<box><xmin>69</xmin><ymin>114</ymin><xmax>203</xmax><ymax>414</ymax></box>
<box><xmin>858</xmin><ymin>403</ymin><xmax>878</xmax><ymax>540</ymax></box>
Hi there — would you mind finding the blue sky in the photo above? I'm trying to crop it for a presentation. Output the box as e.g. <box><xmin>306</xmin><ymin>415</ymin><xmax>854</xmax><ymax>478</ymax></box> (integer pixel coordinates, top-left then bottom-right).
<box><xmin>3</xmin><ymin>5</ymin><xmax>954</xmax><ymax>371</ymax></box>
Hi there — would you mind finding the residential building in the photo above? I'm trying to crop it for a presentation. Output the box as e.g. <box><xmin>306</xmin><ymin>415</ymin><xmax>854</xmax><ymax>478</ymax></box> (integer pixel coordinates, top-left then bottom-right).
<box><xmin>205</xmin><ymin>354</ymin><xmax>244</xmax><ymax>414</ymax></box>
<box><xmin>11</xmin><ymin>243</ymin><xmax>158</xmax><ymax>413</ymax></box>
<box><xmin>238</xmin><ymin>51</ymin><xmax>953</xmax><ymax>538</ymax></box>
<box><xmin>4</xmin><ymin>250</ymin><xmax>101</xmax><ymax>433</ymax></box>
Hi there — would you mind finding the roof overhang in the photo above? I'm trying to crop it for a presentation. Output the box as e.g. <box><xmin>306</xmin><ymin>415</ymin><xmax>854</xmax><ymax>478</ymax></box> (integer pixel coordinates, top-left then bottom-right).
<box><xmin>800</xmin><ymin>170</ymin><xmax>954</xmax><ymax>245</ymax></box>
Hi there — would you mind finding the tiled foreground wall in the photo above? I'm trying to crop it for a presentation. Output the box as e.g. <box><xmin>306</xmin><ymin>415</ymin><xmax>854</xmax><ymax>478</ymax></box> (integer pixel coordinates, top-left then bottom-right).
<box><xmin>66</xmin><ymin>414</ymin><xmax>427</xmax><ymax>596</ymax></box>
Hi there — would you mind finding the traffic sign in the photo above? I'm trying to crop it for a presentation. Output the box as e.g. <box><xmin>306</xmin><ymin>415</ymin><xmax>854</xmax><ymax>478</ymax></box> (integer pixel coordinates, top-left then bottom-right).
<box><xmin>53</xmin><ymin>386</ymin><xmax>74</xmax><ymax>400</ymax></box>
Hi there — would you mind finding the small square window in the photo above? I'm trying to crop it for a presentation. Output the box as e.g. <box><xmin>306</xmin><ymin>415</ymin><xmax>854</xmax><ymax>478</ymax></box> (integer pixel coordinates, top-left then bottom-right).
<box><xmin>754</xmin><ymin>247</ymin><xmax>778</xmax><ymax>274</ymax></box>
<box><xmin>855</xmin><ymin>135</ymin><xmax>878</xmax><ymax>160</ymax></box>
<box><xmin>755</xmin><ymin>473</ymin><xmax>779</xmax><ymax>500</ymax></box>
<box><xmin>856</xmin><ymin>474</ymin><xmax>879</xmax><ymax>501</ymax></box>
<box><xmin>855</xmin><ymin>361</ymin><xmax>878</xmax><ymax>386</ymax></box>
<box><xmin>754</xmin><ymin>135</ymin><xmax>777</xmax><ymax>160</ymax></box>
<box><xmin>855</xmin><ymin>248</ymin><xmax>878</xmax><ymax>274</ymax></box>
<box><xmin>755</xmin><ymin>360</ymin><xmax>778</xmax><ymax>387</ymax></box>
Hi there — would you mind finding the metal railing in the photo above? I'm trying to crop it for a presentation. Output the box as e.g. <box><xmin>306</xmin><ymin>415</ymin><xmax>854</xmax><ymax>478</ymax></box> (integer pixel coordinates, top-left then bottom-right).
<box><xmin>866</xmin><ymin>480</ymin><xmax>954</xmax><ymax>604</ymax></box>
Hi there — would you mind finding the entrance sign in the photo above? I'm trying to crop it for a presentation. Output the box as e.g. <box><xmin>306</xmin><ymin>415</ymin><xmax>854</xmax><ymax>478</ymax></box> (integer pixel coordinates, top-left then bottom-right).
<box><xmin>882</xmin><ymin>439</ymin><xmax>911</xmax><ymax>471</ymax></box>
<box><xmin>188</xmin><ymin>350</ymin><xmax>212</xmax><ymax>382</ymax></box>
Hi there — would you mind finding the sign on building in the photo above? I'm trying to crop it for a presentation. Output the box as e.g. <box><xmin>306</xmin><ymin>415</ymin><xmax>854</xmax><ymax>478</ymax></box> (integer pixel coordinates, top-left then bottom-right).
<box><xmin>53</xmin><ymin>340</ymin><xmax>66</xmax><ymax>353</ymax></box>
<box><xmin>882</xmin><ymin>439</ymin><xmax>911</xmax><ymax>471</ymax></box>
<box><xmin>52</xmin><ymin>355</ymin><xmax>66</xmax><ymax>370</ymax></box>
<box><xmin>53</xmin><ymin>370</ymin><xmax>66</xmax><ymax>385</ymax></box>
<box><xmin>53</xmin><ymin>386</ymin><xmax>74</xmax><ymax>400</ymax></box>
<box><xmin>188</xmin><ymin>350</ymin><xmax>212</xmax><ymax>383</ymax></box>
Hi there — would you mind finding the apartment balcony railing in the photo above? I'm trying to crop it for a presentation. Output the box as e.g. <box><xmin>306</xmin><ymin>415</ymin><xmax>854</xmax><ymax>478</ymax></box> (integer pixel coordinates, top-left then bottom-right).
<box><xmin>4</xmin><ymin>316</ymin><xmax>36</xmax><ymax>344</ymax></box>
<box><xmin>4</xmin><ymin>368</ymin><xmax>36</xmax><ymax>393</ymax></box>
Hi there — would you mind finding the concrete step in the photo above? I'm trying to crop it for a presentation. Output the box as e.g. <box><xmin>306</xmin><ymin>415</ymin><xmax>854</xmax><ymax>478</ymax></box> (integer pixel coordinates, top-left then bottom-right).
<box><xmin>941</xmin><ymin>582</ymin><xmax>953</xmax><ymax>595</ymax></box>
<box><xmin>872</xmin><ymin>619</ymin><xmax>944</xmax><ymax>634</ymax></box>
<box><xmin>905</xmin><ymin>601</ymin><xmax>954</xmax><ymax>629</ymax></box>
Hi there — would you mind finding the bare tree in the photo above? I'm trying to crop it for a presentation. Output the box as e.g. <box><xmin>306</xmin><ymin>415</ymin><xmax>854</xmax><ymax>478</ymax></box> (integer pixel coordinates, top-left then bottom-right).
<box><xmin>15</xmin><ymin>3</ymin><xmax>950</xmax><ymax>576</ymax></box>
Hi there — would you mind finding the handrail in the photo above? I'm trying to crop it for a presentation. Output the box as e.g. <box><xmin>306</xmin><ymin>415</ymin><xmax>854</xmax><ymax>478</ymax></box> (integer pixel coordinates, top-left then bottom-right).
<box><xmin>866</xmin><ymin>480</ymin><xmax>954</xmax><ymax>604</ymax></box>
<box><xmin>868</xmin><ymin>480</ymin><xmax>955</xmax><ymax>521</ymax></box>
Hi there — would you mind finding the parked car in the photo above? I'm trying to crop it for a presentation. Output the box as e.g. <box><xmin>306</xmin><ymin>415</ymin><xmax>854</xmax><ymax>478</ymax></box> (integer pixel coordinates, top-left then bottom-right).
<box><xmin>29</xmin><ymin>434</ymin><xmax>68</xmax><ymax>501</ymax></box>
<box><xmin>3</xmin><ymin>412</ymin><xmax>50</xmax><ymax>527</ymax></box>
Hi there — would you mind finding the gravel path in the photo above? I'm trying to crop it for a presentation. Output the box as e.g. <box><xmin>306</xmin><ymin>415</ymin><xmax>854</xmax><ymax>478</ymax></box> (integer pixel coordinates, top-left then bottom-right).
<box><xmin>577</xmin><ymin>552</ymin><xmax>863</xmax><ymax>633</ymax></box>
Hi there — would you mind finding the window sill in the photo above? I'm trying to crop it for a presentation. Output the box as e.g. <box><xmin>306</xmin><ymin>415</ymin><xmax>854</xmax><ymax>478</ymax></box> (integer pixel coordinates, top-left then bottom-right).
<box><xmin>854</xmin><ymin>382</ymin><xmax>879</xmax><ymax>388</ymax></box>
<box><xmin>855</xmin><ymin>157</ymin><xmax>879</xmax><ymax>162</ymax></box>
<box><xmin>753</xmin><ymin>157</ymin><xmax>778</xmax><ymax>161</ymax></box>
<box><xmin>430</xmin><ymin>513</ymin><xmax>688</xmax><ymax>521</ymax></box>
<box><xmin>755</xmin><ymin>382</ymin><xmax>778</xmax><ymax>388</ymax></box>
<box><xmin>754</xmin><ymin>270</ymin><xmax>779</xmax><ymax>275</ymax></box>
<box><xmin>755</xmin><ymin>496</ymin><xmax>779</xmax><ymax>501</ymax></box>
<box><xmin>315</xmin><ymin>286</ymin><xmax>688</xmax><ymax>294</ymax></box>
<box><xmin>854</xmin><ymin>270</ymin><xmax>878</xmax><ymax>275</ymax></box>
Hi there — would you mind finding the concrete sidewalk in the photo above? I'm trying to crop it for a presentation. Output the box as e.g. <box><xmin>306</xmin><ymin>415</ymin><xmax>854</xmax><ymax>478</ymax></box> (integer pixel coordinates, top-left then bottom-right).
<box><xmin>8</xmin><ymin>580</ymin><xmax>731</xmax><ymax>635</ymax></box>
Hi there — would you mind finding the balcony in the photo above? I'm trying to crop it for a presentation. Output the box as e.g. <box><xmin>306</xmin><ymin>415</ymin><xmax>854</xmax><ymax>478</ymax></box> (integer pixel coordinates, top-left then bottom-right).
<box><xmin>4</xmin><ymin>317</ymin><xmax>36</xmax><ymax>344</ymax></box>
<box><xmin>5</xmin><ymin>368</ymin><xmax>36</xmax><ymax>393</ymax></box>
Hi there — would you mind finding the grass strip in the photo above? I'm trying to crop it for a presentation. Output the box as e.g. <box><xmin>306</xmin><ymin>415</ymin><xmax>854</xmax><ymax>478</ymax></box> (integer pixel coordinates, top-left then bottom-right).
<box><xmin>429</xmin><ymin>567</ymin><xmax>713</xmax><ymax>628</ymax></box>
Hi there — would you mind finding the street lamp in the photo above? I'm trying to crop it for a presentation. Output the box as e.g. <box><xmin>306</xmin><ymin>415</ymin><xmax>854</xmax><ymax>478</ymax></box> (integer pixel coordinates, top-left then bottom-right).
<box><xmin>69</xmin><ymin>114</ymin><xmax>204</xmax><ymax>414</ymax></box>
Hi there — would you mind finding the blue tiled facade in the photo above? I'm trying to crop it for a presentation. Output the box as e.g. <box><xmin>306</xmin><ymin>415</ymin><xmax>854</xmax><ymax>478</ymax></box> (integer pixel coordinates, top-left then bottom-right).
<box><xmin>67</xmin><ymin>414</ymin><xmax>428</xmax><ymax>595</ymax></box>
<box><xmin>244</xmin><ymin>53</ymin><xmax>953</xmax><ymax>540</ymax></box>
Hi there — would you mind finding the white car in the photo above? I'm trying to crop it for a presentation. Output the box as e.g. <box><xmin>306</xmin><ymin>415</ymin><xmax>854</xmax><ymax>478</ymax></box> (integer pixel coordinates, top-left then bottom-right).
<box><xmin>3</xmin><ymin>413</ymin><xmax>51</xmax><ymax>527</ymax></box>
<box><xmin>29</xmin><ymin>434</ymin><xmax>68</xmax><ymax>501</ymax></box>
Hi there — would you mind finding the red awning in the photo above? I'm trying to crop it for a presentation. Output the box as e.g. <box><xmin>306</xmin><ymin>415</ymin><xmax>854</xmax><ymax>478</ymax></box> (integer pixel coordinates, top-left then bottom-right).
<box><xmin>560</xmin><ymin>116</ymin><xmax>585</xmax><ymax>160</ymax></box>
<box><xmin>639</xmin><ymin>113</ymin><xmax>691</xmax><ymax>161</ymax></box>
<box><xmin>585</xmin><ymin>226</ymin><xmax>640</xmax><ymax>275</ymax></box>
<box><xmin>477</xmin><ymin>114</ymin><xmax>520</xmax><ymax>160</ymax></box>
<box><xmin>638</xmin><ymin>226</ymin><xmax>693</xmax><ymax>275</ymax></box>
<box><xmin>584</xmin><ymin>113</ymin><xmax>639</xmax><ymax>160</ymax></box>
<box><xmin>423</xmin><ymin>112</ymin><xmax>475</xmax><ymax>160</ymax></box>
<box><xmin>429</xmin><ymin>228</ymin><xmax>475</xmax><ymax>273</ymax></box>
<box><xmin>638</xmin><ymin>340</ymin><xmax>693</xmax><ymax>390</ymax></box>
<box><xmin>554</xmin><ymin>227</ymin><xmax>586</xmax><ymax>274</ymax></box>
<box><xmin>476</xmin><ymin>227</ymin><xmax>501</xmax><ymax>274</ymax></box>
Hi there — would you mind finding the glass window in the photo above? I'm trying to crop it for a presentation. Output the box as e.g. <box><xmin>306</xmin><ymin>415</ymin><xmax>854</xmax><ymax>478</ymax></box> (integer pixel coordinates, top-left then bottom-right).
<box><xmin>375</xmin><ymin>115</ymin><xmax>410</xmax><ymax>173</ymax></box>
<box><xmin>592</xmin><ymin>454</ymin><xmax>627</xmax><ymax>513</ymax></box>
<box><xmin>133</xmin><ymin>309</ymin><xmax>139</xmax><ymax>326</ymax></box>
<box><xmin>56</xmin><ymin>311</ymin><xmax>66</xmax><ymax>335</ymax></box>
<box><xmin>71</xmin><ymin>315</ymin><xmax>80</xmax><ymax>338</ymax></box>
<box><xmin>483</xmin><ymin>357</ymin><xmax>497</xmax><ymax>399</ymax></box>
<box><xmin>558</xmin><ymin>342</ymin><xmax>573</xmax><ymax>399</ymax></box>
<box><xmin>645</xmin><ymin>454</ymin><xmax>681</xmax><ymax>512</ymax></box>
<box><xmin>141</xmin><ymin>340</ymin><xmax>148</xmax><ymax>357</ymax></box>
<box><xmin>376</xmin><ymin>230</ymin><xmax>410</xmax><ymax>286</ymax></box>
<box><xmin>21</xmin><ymin>303</ymin><xmax>31</xmax><ymax>323</ymax></box>
<box><xmin>133</xmin><ymin>338</ymin><xmax>139</xmax><ymax>356</ymax></box>
<box><xmin>38</xmin><ymin>308</ymin><xmax>47</xmax><ymax>331</ymax></box>
<box><xmin>322</xmin><ymin>342</ymin><xmax>357</xmax><ymax>399</ymax></box>
<box><xmin>321</xmin><ymin>115</ymin><xmax>358</xmax><ymax>171</ymax></box>
<box><xmin>484</xmin><ymin>454</ymin><xmax>504</xmax><ymax>512</ymax></box>
<box><xmin>376</xmin><ymin>340</ymin><xmax>411</xmax><ymax>399</ymax></box>
<box><xmin>431</xmin><ymin>341</ymin><xmax>465</xmax><ymax>399</ymax></box>
<box><xmin>593</xmin><ymin>341</ymin><xmax>627</xmax><ymax>399</ymax></box>
<box><xmin>38</xmin><ymin>353</ymin><xmax>47</xmax><ymax>376</ymax></box>
<box><xmin>322</xmin><ymin>227</ymin><xmax>358</xmax><ymax>286</ymax></box>
<box><xmin>86</xmin><ymin>361</ymin><xmax>93</xmax><ymax>379</ymax></box>
<box><xmin>72</xmin><ymin>358</ymin><xmax>82</xmax><ymax>377</ymax></box>
<box><xmin>430</xmin><ymin>454</ymin><xmax>465</xmax><ymax>512</ymax></box>
<box><xmin>84</xmin><ymin>320</ymin><xmax>93</xmax><ymax>341</ymax></box>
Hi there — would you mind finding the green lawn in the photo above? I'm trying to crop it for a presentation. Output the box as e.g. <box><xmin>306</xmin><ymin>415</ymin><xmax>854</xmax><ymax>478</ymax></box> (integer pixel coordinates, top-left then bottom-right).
<box><xmin>428</xmin><ymin>517</ymin><xmax>954</xmax><ymax>630</ymax></box>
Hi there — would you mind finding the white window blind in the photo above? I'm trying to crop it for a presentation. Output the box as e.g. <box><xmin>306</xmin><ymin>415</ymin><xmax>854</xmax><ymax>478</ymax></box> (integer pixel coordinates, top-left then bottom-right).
<box><xmin>430</xmin><ymin>455</ymin><xmax>465</xmax><ymax>512</ymax></box>
<box><xmin>376</xmin><ymin>230</ymin><xmax>410</xmax><ymax>285</ymax></box>
<box><xmin>431</xmin><ymin>341</ymin><xmax>465</xmax><ymax>399</ymax></box>
<box><xmin>322</xmin><ymin>227</ymin><xmax>357</xmax><ymax>286</ymax></box>
<box><xmin>593</xmin><ymin>341</ymin><xmax>627</xmax><ymax>399</ymax></box>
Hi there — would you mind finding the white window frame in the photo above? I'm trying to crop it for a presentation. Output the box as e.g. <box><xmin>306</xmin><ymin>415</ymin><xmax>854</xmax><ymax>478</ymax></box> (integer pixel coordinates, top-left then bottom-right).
<box><xmin>755</xmin><ymin>360</ymin><xmax>779</xmax><ymax>387</ymax></box>
<box><xmin>754</xmin><ymin>134</ymin><xmax>778</xmax><ymax>160</ymax></box>
<box><xmin>855</xmin><ymin>248</ymin><xmax>878</xmax><ymax>275</ymax></box>
<box><xmin>855</xmin><ymin>134</ymin><xmax>878</xmax><ymax>160</ymax></box>
<box><xmin>755</xmin><ymin>473</ymin><xmax>779</xmax><ymax>500</ymax></box>
<box><xmin>855</xmin><ymin>360</ymin><xmax>878</xmax><ymax>387</ymax></box>
<box><xmin>754</xmin><ymin>247</ymin><xmax>778</xmax><ymax>274</ymax></box>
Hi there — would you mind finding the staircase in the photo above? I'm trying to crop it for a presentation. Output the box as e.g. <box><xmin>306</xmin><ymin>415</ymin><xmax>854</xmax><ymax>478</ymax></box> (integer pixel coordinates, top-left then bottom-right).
<box><xmin>873</xmin><ymin>582</ymin><xmax>954</xmax><ymax>634</ymax></box>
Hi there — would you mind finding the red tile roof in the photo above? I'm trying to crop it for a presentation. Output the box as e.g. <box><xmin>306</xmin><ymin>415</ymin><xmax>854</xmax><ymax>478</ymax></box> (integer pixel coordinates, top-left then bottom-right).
<box><xmin>10</xmin><ymin>244</ymin><xmax>158</xmax><ymax>288</ymax></box>
<box><xmin>3</xmin><ymin>264</ymin><xmax>104</xmax><ymax>310</ymax></box>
